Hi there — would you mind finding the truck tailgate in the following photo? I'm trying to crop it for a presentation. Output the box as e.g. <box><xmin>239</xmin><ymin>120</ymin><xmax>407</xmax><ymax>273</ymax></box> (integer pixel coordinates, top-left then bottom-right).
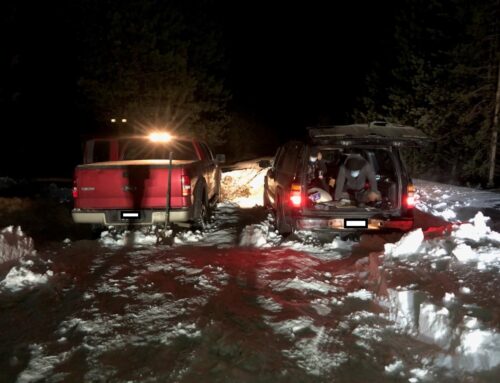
<box><xmin>74</xmin><ymin>161</ymin><xmax>192</xmax><ymax>209</ymax></box>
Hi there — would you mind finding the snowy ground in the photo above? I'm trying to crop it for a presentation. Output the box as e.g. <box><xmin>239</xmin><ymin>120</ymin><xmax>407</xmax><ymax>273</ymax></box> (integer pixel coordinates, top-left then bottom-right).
<box><xmin>1</xmin><ymin>163</ymin><xmax>500</xmax><ymax>382</ymax></box>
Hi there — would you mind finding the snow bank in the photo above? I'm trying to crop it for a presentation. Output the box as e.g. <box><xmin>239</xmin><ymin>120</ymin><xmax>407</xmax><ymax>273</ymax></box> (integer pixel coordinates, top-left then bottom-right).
<box><xmin>239</xmin><ymin>214</ymin><xmax>281</xmax><ymax>247</ymax></box>
<box><xmin>0</xmin><ymin>226</ymin><xmax>48</xmax><ymax>293</ymax></box>
<box><xmin>456</xmin><ymin>329</ymin><xmax>500</xmax><ymax>371</ymax></box>
<box><xmin>386</xmin><ymin>287</ymin><xmax>500</xmax><ymax>372</ymax></box>
<box><xmin>418</xmin><ymin>303</ymin><xmax>453</xmax><ymax>349</ymax></box>
<box><xmin>16</xmin><ymin>344</ymin><xmax>71</xmax><ymax>383</ymax></box>
<box><xmin>0</xmin><ymin>266</ymin><xmax>53</xmax><ymax>292</ymax></box>
<box><xmin>388</xmin><ymin>289</ymin><xmax>423</xmax><ymax>332</ymax></box>
<box><xmin>99</xmin><ymin>228</ymin><xmax>163</xmax><ymax>247</ymax></box>
<box><xmin>383</xmin><ymin>212</ymin><xmax>500</xmax><ymax>270</ymax></box>
<box><xmin>269</xmin><ymin>276</ymin><xmax>338</xmax><ymax>294</ymax></box>
<box><xmin>452</xmin><ymin>211</ymin><xmax>500</xmax><ymax>243</ymax></box>
<box><xmin>174</xmin><ymin>230</ymin><xmax>204</xmax><ymax>244</ymax></box>
<box><xmin>414</xmin><ymin>179</ymin><xmax>500</xmax><ymax>222</ymax></box>
<box><xmin>268</xmin><ymin>317</ymin><xmax>348</xmax><ymax>375</ymax></box>
<box><xmin>450</xmin><ymin>212</ymin><xmax>500</xmax><ymax>269</ymax></box>
<box><xmin>384</xmin><ymin>359</ymin><xmax>404</xmax><ymax>375</ymax></box>
<box><xmin>0</xmin><ymin>226</ymin><xmax>35</xmax><ymax>263</ymax></box>
<box><xmin>384</xmin><ymin>229</ymin><xmax>425</xmax><ymax>258</ymax></box>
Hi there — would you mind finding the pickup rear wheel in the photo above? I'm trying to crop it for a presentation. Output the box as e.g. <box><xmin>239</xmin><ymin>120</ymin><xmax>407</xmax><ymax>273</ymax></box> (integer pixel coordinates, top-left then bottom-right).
<box><xmin>193</xmin><ymin>190</ymin><xmax>210</xmax><ymax>231</ymax></box>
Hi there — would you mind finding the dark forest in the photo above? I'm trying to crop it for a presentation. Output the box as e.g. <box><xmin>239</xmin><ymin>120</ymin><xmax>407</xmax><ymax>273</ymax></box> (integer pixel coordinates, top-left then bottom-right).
<box><xmin>1</xmin><ymin>0</ymin><xmax>499</xmax><ymax>186</ymax></box>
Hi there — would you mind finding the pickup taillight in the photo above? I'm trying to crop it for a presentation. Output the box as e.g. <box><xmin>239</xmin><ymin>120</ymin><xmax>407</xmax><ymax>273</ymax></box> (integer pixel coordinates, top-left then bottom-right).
<box><xmin>181</xmin><ymin>175</ymin><xmax>191</xmax><ymax>197</ymax></box>
<box><xmin>289</xmin><ymin>182</ymin><xmax>302</xmax><ymax>207</ymax></box>
<box><xmin>72</xmin><ymin>178</ymin><xmax>78</xmax><ymax>199</ymax></box>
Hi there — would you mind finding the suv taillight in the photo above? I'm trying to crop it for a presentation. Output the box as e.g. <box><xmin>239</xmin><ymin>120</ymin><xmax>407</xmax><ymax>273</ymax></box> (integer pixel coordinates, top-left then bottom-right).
<box><xmin>181</xmin><ymin>175</ymin><xmax>191</xmax><ymax>197</ymax></box>
<box><xmin>406</xmin><ymin>183</ymin><xmax>415</xmax><ymax>208</ymax></box>
<box><xmin>290</xmin><ymin>183</ymin><xmax>302</xmax><ymax>207</ymax></box>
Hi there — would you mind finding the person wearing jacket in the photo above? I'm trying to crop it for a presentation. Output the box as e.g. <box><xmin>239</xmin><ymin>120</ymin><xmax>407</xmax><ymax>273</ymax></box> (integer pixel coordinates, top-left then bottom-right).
<box><xmin>333</xmin><ymin>154</ymin><xmax>381</xmax><ymax>206</ymax></box>
<box><xmin>306</xmin><ymin>148</ymin><xmax>329</xmax><ymax>191</ymax></box>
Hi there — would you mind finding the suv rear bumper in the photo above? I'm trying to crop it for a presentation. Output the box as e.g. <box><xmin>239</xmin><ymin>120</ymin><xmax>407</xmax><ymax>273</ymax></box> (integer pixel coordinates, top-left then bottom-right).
<box><xmin>295</xmin><ymin>216</ymin><xmax>414</xmax><ymax>232</ymax></box>
<box><xmin>72</xmin><ymin>208</ymin><xmax>192</xmax><ymax>225</ymax></box>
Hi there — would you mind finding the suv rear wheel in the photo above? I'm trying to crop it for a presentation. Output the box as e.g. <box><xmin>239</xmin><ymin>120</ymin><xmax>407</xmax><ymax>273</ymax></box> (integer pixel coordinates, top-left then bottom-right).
<box><xmin>276</xmin><ymin>195</ymin><xmax>293</xmax><ymax>236</ymax></box>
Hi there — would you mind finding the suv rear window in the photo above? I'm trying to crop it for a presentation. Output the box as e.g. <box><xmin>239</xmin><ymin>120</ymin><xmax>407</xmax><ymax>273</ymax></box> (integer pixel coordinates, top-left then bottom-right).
<box><xmin>121</xmin><ymin>139</ymin><xmax>199</xmax><ymax>161</ymax></box>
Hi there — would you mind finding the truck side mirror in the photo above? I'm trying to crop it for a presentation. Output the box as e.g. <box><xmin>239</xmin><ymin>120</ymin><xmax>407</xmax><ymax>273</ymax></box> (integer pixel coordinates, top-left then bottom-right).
<box><xmin>215</xmin><ymin>154</ymin><xmax>226</xmax><ymax>164</ymax></box>
<box><xmin>258</xmin><ymin>159</ymin><xmax>272</xmax><ymax>168</ymax></box>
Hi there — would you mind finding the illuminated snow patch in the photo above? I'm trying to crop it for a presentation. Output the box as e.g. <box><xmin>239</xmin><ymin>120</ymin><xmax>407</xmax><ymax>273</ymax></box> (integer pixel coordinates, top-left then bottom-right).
<box><xmin>271</xmin><ymin>317</ymin><xmax>315</xmax><ymax>338</ymax></box>
<box><xmin>282</xmin><ymin>235</ymin><xmax>354</xmax><ymax>259</ymax></box>
<box><xmin>174</xmin><ymin>230</ymin><xmax>204</xmax><ymax>244</ymax></box>
<box><xmin>221</xmin><ymin>167</ymin><xmax>268</xmax><ymax>208</ymax></box>
<box><xmin>409</xmin><ymin>368</ymin><xmax>429</xmax><ymax>382</ymax></box>
<box><xmin>346</xmin><ymin>289</ymin><xmax>373</xmax><ymax>301</ymax></box>
<box><xmin>311</xmin><ymin>298</ymin><xmax>332</xmax><ymax>316</ymax></box>
<box><xmin>269</xmin><ymin>276</ymin><xmax>338</xmax><ymax>294</ymax></box>
<box><xmin>256</xmin><ymin>296</ymin><xmax>283</xmax><ymax>312</ymax></box>
<box><xmin>99</xmin><ymin>229</ymin><xmax>160</xmax><ymax>246</ymax></box>
<box><xmin>384</xmin><ymin>359</ymin><xmax>404</xmax><ymax>375</ymax></box>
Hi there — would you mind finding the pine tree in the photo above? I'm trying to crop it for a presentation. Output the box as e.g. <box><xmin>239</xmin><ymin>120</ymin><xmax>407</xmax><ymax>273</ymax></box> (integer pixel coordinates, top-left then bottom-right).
<box><xmin>354</xmin><ymin>0</ymin><xmax>500</xmax><ymax>185</ymax></box>
<box><xmin>73</xmin><ymin>0</ymin><xmax>231</xmax><ymax>145</ymax></box>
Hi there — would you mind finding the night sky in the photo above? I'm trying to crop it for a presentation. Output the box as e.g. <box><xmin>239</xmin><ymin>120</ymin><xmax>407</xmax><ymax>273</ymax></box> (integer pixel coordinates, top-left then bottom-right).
<box><xmin>223</xmin><ymin>1</ymin><xmax>395</xmax><ymax>133</ymax></box>
<box><xmin>1</xmin><ymin>1</ymin><xmax>396</xmax><ymax>177</ymax></box>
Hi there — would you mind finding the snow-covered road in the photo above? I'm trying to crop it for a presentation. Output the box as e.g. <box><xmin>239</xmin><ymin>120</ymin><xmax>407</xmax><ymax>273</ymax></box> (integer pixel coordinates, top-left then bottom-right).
<box><xmin>1</xmin><ymin>164</ymin><xmax>500</xmax><ymax>382</ymax></box>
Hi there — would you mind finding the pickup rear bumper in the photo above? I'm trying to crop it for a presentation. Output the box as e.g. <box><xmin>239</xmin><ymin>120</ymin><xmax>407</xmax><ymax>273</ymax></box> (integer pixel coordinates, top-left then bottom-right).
<box><xmin>72</xmin><ymin>208</ymin><xmax>192</xmax><ymax>226</ymax></box>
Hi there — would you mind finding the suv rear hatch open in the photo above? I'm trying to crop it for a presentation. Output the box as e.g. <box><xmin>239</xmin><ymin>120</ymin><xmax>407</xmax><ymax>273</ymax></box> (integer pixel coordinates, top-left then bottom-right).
<box><xmin>308</xmin><ymin>121</ymin><xmax>429</xmax><ymax>147</ymax></box>
<box><xmin>294</xmin><ymin>122</ymin><xmax>429</xmax><ymax>231</ymax></box>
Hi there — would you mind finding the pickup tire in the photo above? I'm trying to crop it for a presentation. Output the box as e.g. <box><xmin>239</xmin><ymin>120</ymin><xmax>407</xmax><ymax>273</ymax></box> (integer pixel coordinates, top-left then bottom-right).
<box><xmin>193</xmin><ymin>187</ymin><xmax>211</xmax><ymax>231</ymax></box>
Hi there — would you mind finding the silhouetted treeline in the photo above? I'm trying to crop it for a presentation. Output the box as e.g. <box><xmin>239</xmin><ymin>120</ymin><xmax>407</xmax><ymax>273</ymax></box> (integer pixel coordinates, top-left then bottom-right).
<box><xmin>355</xmin><ymin>0</ymin><xmax>500</xmax><ymax>187</ymax></box>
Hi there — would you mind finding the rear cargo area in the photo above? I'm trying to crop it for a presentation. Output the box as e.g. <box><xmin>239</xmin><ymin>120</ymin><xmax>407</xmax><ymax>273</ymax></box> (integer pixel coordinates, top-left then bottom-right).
<box><xmin>304</xmin><ymin>148</ymin><xmax>400</xmax><ymax>213</ymax></box>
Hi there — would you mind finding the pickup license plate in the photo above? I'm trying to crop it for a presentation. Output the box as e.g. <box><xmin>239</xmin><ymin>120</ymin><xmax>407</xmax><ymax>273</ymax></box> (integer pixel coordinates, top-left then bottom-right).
<box><xmin>344</xmin><ymin>219</ymin><xmax>368</xmax><ymax>228</ymax></box>
<box><xmin>121</xmin><ymin>211</ymin><xmax>140</xmax><ymax>219</ymax></box>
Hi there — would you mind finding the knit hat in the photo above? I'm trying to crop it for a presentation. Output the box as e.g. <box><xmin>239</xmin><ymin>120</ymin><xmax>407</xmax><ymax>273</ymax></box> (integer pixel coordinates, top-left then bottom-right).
<box><xmin>345</xmin><ymin>155</ymin><xmax>366</xmax><ymax>171</ymax></box>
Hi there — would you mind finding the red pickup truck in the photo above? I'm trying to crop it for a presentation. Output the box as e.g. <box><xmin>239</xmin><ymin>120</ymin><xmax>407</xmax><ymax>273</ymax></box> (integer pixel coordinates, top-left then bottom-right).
<box><xmin>72</xmin><ymin>134</ymin><xmax>223</xmax><ymax>228</ymax></box>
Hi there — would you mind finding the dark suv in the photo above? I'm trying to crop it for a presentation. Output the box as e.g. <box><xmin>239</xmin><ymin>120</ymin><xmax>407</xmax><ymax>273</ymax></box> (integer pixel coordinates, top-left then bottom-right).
<box><xmin>261</xmin><ymin>122</ymin><xmax>428</xmax><ymax>236</ymax></box>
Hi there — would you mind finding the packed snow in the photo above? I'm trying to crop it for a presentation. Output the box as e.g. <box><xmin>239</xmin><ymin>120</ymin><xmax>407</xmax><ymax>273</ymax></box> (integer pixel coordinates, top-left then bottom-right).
<box><xmin>2</xmin><ymin>163</ymin><xmax>500</xmax><ymax>381</ymax></box>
